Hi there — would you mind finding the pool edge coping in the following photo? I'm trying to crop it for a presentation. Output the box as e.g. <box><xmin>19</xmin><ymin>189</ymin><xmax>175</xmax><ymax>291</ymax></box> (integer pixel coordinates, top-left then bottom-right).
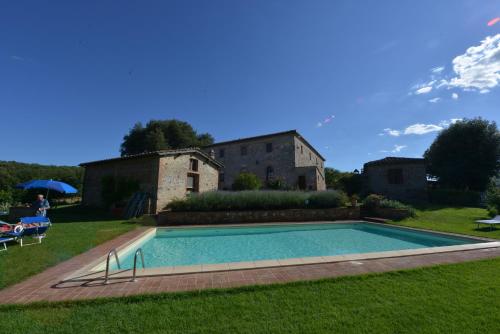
<box><xmin>62</xmin><ymin>220</ymin><xmax>500</xmax><ymax>282</ymax></box>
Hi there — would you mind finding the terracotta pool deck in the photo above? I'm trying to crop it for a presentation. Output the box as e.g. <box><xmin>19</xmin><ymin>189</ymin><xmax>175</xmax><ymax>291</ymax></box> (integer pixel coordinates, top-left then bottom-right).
<box><xmin>1</xmin><ymin>226</ymin><xmax>499</xmax><ymax>305</ymax></box>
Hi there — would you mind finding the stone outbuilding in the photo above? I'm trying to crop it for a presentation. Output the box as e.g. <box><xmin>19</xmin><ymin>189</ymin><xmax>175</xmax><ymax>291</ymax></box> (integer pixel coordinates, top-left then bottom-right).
<box><xmin>363</xmin><ymin>157</ymin><xmax>427</xmax><ymax>203</ymax></box>
<box><xmin>80</xmin><ymin>148</ymin><xmax>222</xmax><ymax>213</ymax></box>
<box><xmin>204</xmin><ymin>130</ymin><xmax>326</xmax><ymax>191</ymax></box>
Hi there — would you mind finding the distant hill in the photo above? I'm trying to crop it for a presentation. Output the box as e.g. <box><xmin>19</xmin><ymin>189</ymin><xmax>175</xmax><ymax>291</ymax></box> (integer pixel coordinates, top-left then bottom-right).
<box><xmin>0</xmin><ymin>161</ymin><xmax>83</xmax><ymax>203</ymax></box>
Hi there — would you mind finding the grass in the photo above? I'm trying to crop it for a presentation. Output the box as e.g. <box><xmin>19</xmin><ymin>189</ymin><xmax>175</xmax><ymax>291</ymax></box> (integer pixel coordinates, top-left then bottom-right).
<box><xmin>0</xmin><ymin>258</ymin><xmax>499</xmax><ymax>333</ymax></box>
<box><xmin>0</xmin><ymin>205</ymin><xmax>136</xmax><ymax>289</ymax></box>
<box><xmin>390</xmin><ymin>205</ymin><xmax>500</xmax><ymax>240</ymax></box>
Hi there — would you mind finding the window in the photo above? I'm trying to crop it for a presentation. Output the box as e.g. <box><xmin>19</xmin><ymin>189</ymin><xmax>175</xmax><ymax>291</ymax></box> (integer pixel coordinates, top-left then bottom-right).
<box><xmin>309</xmin><ymin>152</ymin><xmax>312</xmax><ymax>160</ymax></box>
<box><xmin>186</xmin><ymin>173</ymin><xmax>199</xmax><ymax>192</ymax></box>
<box><xmin>241</xmin><ymin>146</ymin><xmax>247</xmax><ymax>156</ymax></box>
<box><xmin>266</xmin><ymin>166</ymin><xmax>274</xmax><ymax>181</ymax></box>
<box><xmin>266</xmin><ymin>142</ymin><xmax>273</xmax><ymax>153</ymax></box>
<box><xmin>219</xmin><ymin>172</ymin><xmax>225</xmax><ymax>182</ymax></box>
<box><xmin>300</xmin><ymin>145</ymin><xmax>303</xmax><ymax>154</ymax></box>
<box><xmin>189</xmin><ymin>158</ymin><xmax>198</xmax><ymax>171</ymax></box>
<box><xmin>219</xmin><ymin>149</ymin><xmax>225</xmax><ymax>158</ymax></box>
<box><xmin>387</xmin><ymin>168</ymin><xmax>404</xmax><ymax>185</ymax></box>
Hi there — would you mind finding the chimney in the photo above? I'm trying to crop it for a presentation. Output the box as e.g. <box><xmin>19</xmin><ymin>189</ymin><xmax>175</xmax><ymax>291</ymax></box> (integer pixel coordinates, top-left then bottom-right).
<box><xmin>209</xmin><ymin>149</ymin><xmax>215</xmax><ymax>159</ymax></box>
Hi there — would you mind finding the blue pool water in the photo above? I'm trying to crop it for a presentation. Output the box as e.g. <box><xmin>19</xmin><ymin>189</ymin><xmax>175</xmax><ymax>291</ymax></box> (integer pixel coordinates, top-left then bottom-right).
<box><xmin>114</xmin><ymin>223</ymin><xmax>479</xmax><ymax>269</ymax></box>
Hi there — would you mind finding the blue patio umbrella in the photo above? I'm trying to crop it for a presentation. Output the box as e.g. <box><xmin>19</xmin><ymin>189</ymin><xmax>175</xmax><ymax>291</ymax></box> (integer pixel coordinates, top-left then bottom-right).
<box><xmin>15</xmin><ymin>179</ymin><xmax>78</xmax><ymax>199</ymax></box>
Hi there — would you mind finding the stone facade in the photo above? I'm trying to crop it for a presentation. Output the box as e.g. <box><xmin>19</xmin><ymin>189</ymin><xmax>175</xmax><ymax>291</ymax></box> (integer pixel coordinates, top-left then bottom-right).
<box><xmin>80</xmin><ymin>149</ymin><xmax>222</xmax><ymax>213</ymax></box>
<box><xmin>204</xmin><ymin>130</ymin><xmax>326</xmax><ymax>191</ymax></box>
<box><xmin>363</xmin><ymin>157</ymin><xmax>427</xmax><ymax>203</ymax></box>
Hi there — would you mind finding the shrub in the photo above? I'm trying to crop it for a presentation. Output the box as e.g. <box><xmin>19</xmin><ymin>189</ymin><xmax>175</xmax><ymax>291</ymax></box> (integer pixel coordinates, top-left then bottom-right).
<box><xmin>166</xmin><ymin>190</ymin><xmax>348</xmax><ymax>212</ymax></box>
<box><xmin>307</xmin><ymin>191</ymin><xmax>348</xmax><ymax>209</ymax></box>
<box><xmin>379</xmin><ymin>199</ymin><xmax>416</xmax><ymax>217</ymax></box>
<box><xmin>362</xmin><ymin>194</ymin><xmax>415</xmax><ymax>217</ymax></box>
<box><xmin>267</xmin><ymin>178</ymin><xmax>288</xmax><ymax>190</ymax></box>
<box><xmin>362</xmin><ymin>194</ymin><xmax>384</xmax><ymax>211</ymax></box>
<box><xmin>487</xmin><ymin>206</ymin><xmax>498</xmax><ymax>218</ymax></box>
<box><xmin>485</xmin><ymin>181</ymin><xmax>500</xmax><ymax>212</ymax></box>
<box><xmin>232</xmin><ymin>173</ymin><xmax>262</xmax><ymax>191</ymax></box>
<box><xmin>428</xmin><ymin>188</ymin><xmax>482</xmax><ymax>207</ymax></box>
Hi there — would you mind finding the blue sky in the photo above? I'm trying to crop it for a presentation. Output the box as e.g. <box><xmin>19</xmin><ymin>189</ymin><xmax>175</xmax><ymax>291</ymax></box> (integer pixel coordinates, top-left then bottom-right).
<box><xmin>1</xmin><ymin>0</ymin><xmax>499</xmax><ymax>171</ymax></box>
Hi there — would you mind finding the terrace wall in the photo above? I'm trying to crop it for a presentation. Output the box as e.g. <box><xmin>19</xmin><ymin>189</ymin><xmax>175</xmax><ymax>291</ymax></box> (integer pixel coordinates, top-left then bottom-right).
<box><xmin>157</xmin><ymin>207</ymin><xmax>360</xmax><ymax>225</ymax></box>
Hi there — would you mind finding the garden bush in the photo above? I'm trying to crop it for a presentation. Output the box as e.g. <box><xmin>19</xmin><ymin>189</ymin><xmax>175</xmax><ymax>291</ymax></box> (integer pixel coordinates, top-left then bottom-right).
<box><xmin>486</xmin><ymin>180</ymin><xmax>500</xmax><ymax>217</ymax></box>
<box><xmin>362</xmin><ymin>194</ymin><xmax>415</xmax><ymax>217</ymax></box>
<box><xmin>307</xmin><ymin>191</ymin><xmax>348</xmax><ymax>209</ymax></box>
<box><xmin>166</xmin><ymin>190</ymin><xmax>348</xmax><ymax>212</ymax></box>
<box><xmin>232</xmin><ymin>173</ymin><xmax>262</xmax><ymax>191</ymax></box>
<box><xmin>362</xmin><ymin>194</ymin><xmax>384</xmax><ymax>211</ymax></box>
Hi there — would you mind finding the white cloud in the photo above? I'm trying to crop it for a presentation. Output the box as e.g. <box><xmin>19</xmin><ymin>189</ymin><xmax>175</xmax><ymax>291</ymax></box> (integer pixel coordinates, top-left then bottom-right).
<box><xmin>411</xmin><ymin>34</ymin><xmax>500</xmax><ymax>96</ymax></box>
<box><xmin>431</xmin><ymin>66</ymin><xmax>445</xmax><ymax>73</ymax></box>
<box><xmin>415</xmin><ymin>86</ymin><xmax>433</xmax><ymax>94</ymax></box>
<box><xmin>438</xmin><ymin>118</ymin><xmax>462</xmax><ymax>127</ymax></box>
<box><xmin>380</xmin><ymin>145</ymin><xmax>407</xmax><ymax>153</ymax></box>
<box><xmin>10</xmin><ymin>55</ymin><xmax>24</xmax><ymax>61</ymax></box>
<box><xmin>452</xmin><ymin>93</ymin><xmax>459</xmax><ymax>99</ymax></box>
<box><xmin>404</xmin><ymin>123</ymin><xmax>443</xmax><ymax>135</ymax></box>
<box><xmin>382</xmin><ymin>128</ymin><xmax>401</xmax><ymax>137</ymax></box>
<box><xmin>380</xmin><ymin>118</ymin><xmax>462</xmax><ymax>137</ymax></box>
<box><xmin>446</xmin><ymin>34</ymin><xmax>500</xmax><ymax>92</ymax></box>
<box><xmin>392</xmin><ymin>145</ymin><xmax>407</xmax><ymax>153</ymax></box>
<box><xmin>428</xmin><ymin>97</ymin><xmax>441</xmax><ymax>103</ymax></box>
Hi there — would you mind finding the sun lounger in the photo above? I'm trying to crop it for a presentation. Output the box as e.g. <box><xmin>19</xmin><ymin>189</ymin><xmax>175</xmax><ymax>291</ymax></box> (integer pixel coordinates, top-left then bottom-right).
<box><xmin>1</xmin><ymin>216</ymin><xmax>51</xmax><ymax>246</ymax></box>
<box><xmin>476</xmin><ymin>215</ymin><xmax>500</xmax><ymax>231</ymax></box>
<box><xmin>0</xmin><ymin>236</ymin><xmax>14</xmax><ymax>251</ymax></box>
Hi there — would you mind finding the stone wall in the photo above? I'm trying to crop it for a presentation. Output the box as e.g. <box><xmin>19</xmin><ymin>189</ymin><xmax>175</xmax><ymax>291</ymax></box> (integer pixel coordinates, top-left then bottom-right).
<box><xmin>364</xmin><ymin>163</ymin><xmax>427</xmax><ymax>202</ymax></box>
<box><xmin>81</xmin><ymin>156</ymin><xmax>160</xmax><ymax>211</ymax></box>
<box><xmin>156</xmin><ymin>154</ymin><xmax>219</xmax><ymax>211</ymax></box>
<box><xmin>293</xmin><ymin>136</ymin><xmax>326</xmax><ymax>190</ymax></box>
<box><xmin>361</xmin><ymin>207</ymin><xmax>413</xmax><ymax>220</ymax></box>
<box><xmin>204</xmin><ymin>133</ymin><xmax>326</xmax><ymax>191</ymax></box>
<box><xmin>205</xmin><ymin>134</ymin><xmax>297</xmax><ymax>189</ymax></box>
<box><xmin>82</xmin><ymin>153</ymin><xmax>220</xmax><ymax>213</ymax></box>
<box><xmin>157</xmin><ymin>207</ymin><xmax>360</xmax><ymax>225</ymax></box>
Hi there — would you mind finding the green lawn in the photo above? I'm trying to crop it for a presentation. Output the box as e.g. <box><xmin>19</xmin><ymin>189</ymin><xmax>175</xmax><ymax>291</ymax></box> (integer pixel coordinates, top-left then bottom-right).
<box><xmin>390</xmin><ymin>206</ymin><xmax>500</xmax><ymax>240</ymax></box>
<box><xmin>0</xmin><ymin>258</ymin><xmax>499</xmax><ymax>333</ymax></box>
<box><xmin>1</xmin><ymin>205</ymin><xmax>499</xmax><ymax>333</ymax></box>
<box><xmin>0</xmin><ymin>206</ymin><xmax>136</xmax><ymax>289</ymax></box>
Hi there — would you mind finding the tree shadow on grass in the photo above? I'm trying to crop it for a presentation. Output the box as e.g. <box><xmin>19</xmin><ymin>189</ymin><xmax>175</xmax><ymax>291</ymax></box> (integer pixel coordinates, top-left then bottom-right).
<box><xmin>48</xmin><ymin>205</ymin><xmax>123</xmax><ymax>223</ymax></box>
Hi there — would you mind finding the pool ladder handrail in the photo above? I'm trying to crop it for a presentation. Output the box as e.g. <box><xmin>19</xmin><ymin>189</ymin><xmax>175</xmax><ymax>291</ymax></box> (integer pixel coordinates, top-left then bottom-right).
<box><xmin>132</xmin><ymin>248</ymin><xmax>146</xmax><ymax>282</ymax></box>
<box><xmin>104</xmin><ymin>248</ymin><xmax>121</xmax><ymax>284</ymax></box>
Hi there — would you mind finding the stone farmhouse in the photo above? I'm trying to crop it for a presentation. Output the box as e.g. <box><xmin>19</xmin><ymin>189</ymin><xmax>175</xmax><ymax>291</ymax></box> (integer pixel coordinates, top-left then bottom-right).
<box><xmin>363</xmin><ymin>157</ymin><xmax>427</xmax><ymax>202</ymax></box>
<box><xmin>80</xmin><ymin>148</ymin><xmax>222</xmax><ymax>213</ymax></box>
<box><xmin>204</xmin><ymin>130</ymin><xmax>326</xmax><ymax>191</ymax></box>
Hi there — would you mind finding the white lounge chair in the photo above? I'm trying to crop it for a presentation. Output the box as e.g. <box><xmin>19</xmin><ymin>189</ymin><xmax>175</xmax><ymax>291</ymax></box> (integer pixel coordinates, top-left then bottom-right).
<box><xmin>476</xmin><ymin>215</ymin><xmax>500</xmax><ymax>231</ymax></box>
<box><xmin>0</xmin><ymin>236</ymin><xmax>14</xmax><ymax>251</ymax></box>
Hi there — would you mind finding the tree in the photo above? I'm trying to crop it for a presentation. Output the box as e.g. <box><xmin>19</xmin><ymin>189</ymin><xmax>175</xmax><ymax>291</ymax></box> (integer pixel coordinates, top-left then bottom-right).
<box><xmin>424</xmin><ymin>118</ymin><xmax>500</xmax><ymax>191</ymax></box>
<box><xmin>325</xmin><ymin>168</ymin><xmax>363</xmax><ymax>195</ymax></box>
<box><xmin>120</xmin><ymin>120</ymin><xmax>214</xmax><ymax>156</ymax></box>
<box><xmin>232</xmin><ymin>173</ymin><xmax>262</xmax><ymax>191</ymax></box>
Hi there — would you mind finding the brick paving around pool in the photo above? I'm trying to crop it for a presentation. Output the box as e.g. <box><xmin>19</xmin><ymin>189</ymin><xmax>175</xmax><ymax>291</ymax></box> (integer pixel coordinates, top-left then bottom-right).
<box><xmin>0</xmin><ymin>227</ymin><xmax>499</xmax><ymax>305</ymax></box>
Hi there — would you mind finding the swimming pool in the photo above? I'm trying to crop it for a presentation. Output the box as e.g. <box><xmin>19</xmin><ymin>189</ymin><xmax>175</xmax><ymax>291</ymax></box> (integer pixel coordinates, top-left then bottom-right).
<box><xmin>108</xmin><ymin>222</ymin><xmax>482</xmax><ymax>270</ymax></box>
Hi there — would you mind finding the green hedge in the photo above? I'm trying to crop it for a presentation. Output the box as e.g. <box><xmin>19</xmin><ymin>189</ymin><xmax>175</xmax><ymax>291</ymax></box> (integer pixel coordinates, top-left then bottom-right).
<box><xmin>166</xmin><ymin>190</ymin><xmax>348</xmax><ymax>212</ymax></box>
<box><xmin>428</xmin><ymin>189</ymin><xmax>482</xmax><ymax>207</ymax></box>
<box><xmin>362</xmin><ymin>194</ymin><xmax>416</xmax><ymax>217</ymax></box>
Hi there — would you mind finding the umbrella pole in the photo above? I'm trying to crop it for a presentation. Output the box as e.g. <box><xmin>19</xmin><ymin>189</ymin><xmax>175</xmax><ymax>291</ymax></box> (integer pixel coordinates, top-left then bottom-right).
<box><xmin>46</xmin><ymin>188</ymin><xmax>50</xmax><ymax>200</ymax></box>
